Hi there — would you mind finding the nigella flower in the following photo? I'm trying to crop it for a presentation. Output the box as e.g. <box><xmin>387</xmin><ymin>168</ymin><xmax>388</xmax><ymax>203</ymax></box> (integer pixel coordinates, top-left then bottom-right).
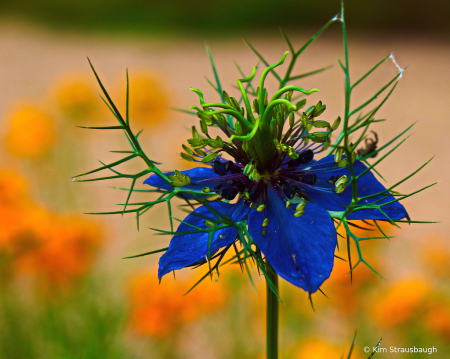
<box><xmin>143</xmin><ymin>52</ymin><xmax>408</xmax><ymax>293</ymax></box>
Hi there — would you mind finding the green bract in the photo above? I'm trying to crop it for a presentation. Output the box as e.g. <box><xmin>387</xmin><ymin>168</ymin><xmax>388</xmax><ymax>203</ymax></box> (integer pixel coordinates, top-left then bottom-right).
<box><xmin>75</xmin><ymin>4</ymin><xmax>435</xmax><ymax>298</ymax></box>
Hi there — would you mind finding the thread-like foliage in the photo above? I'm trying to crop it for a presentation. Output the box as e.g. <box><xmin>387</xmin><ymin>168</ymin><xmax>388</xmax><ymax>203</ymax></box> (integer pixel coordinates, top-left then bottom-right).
<box><xmin>76</xmin><ymin>3</ymin><xmax>434</xmax><ymax>297</ymax></box>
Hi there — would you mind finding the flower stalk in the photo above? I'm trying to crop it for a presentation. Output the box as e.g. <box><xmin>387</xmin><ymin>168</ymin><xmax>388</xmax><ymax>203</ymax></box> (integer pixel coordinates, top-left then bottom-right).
<box><xmin>266</xmin><ymin>262</ymin><xmax>279</xmax><ymax>359</ymax></box>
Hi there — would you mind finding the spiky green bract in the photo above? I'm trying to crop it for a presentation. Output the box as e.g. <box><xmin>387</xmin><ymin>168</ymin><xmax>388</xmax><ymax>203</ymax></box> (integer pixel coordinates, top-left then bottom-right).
<box><xmin>76</xmin><ymin>3</ymin><xmax>434</xmax><ymax>303</ymax></box>
<box><xmin>75</xmin><ymin>6</ymin><xmax>436</xmax><ymax>359</ymax></box>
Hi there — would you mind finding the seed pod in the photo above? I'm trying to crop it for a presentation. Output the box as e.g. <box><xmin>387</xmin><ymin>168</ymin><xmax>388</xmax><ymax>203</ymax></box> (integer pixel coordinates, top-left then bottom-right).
<box><xmin>289</xmin><ymin>113</ymin><xmax>295</xmax><ymax>128</ymax></box>
<box><xmin>208</xmin><ymin>139</ymin><xmax>220</xmax><ymax>149</ymax></box>
<box><xmin>262</xmin><ymin>218</ymin><xmax>269</xmax><ymax>227</ymax></box>
<box><xmin>310</xmin><ymin>131</ymin><xmax>329</xmax><ymax>138</ymax></box>
<box><xmin>338</xmin><ymin>158</ymin><xmax>348</xmax><ymax>168</ymax></box>
<box><xmin>243</xmin><ymin>163</ymin><xmax>254</xmax><ymax>175</ymax></box>
<box><xmin>188</xmin><ymin>138</ymin><xmax>208</xmax><ymax>149</ymax></box>
<box><xmin>288</xmin><ymin>151</ymin><xmax>299</xmax><ymax>160</ymax></box>
<box><xmin>223</xmin><ymin>91</ymin><xmax>231</xmax><ymax>105</ymax></box>
<box><xmin>296</xmin><ymin>199</ymin><xmax>306</xmax><ymax>210</ymax></box>
<box><xmin>200</xmin><ymin>118</ymin><xmax>208</xmax><ymax>135</ymax></box>
<box><xmin>182</xmin><ymin>144</ymin><xmax>194</xmax><ymax>155</ymax></box>
<box><xmin>306</xmin><ymin>105</ymin><xmax>315</xmax><ymax>117</ymax></box>
<box><xmin>335</xmin><ymin>184</ymin><xmax>346</xmax><ymax>194</ymax></box>
<box><xmin>279</xmin><ymin>105</ymin><xmax>285</xmax><ymax>121</ymax></box>
<box><xmin>287</xmin><ymin>90</ymin><xmax>294</xmax><ymax>101</ymax></box>
<box><xmin>249</xmin><ymin>168</ymin><xmax>261</xmax><ymax>181</ymax></box>
<box><xmin>270</xmin><ymin>118</ymin><xmax>277</xmax><ymax>137</ymax></box>
<box><xmin>332</xmin><ymin>116</ymin><xmax>341</xmax><ymax>130</ymax></box>
<box><xmin>230</xmin><ymin>97</ymin><xmax>240</xmax><ymax>111</ymax></box>
<box><xmin>235</xmin><ymin>121</ymin><xmax>242</xmax><ymax>135</ymax></box>
<box><xmin>191</xmin><ymin>125</ymin><xmax>199</xmax><ymax>138</ymax></box>
<box><xmin>277</xmin><ymin>115</ymin><xmax>284</xmax><ymax>132</ymax></box>
<box><xmin>323</xmin><ymin>139</ymin><xmax>331</xmax><ymax>151</ymax></box>
<box><xmin>215</xmin><ymin>136</ymin><xmax>224</xmax><ymax>148</ymax></box>
<box><xmin>313</xmin><ymin>101</ymin><xmax>322</xmax><ymax>114</ymax></box>
<box><xmin>181</xmin><ymin>152</ymin><xmax>194</xmax><ymax>161</ymax></box>
<box><xmin>351</xmin><ymin>151</ymin><xmax>357</xmax><ymax>163</ymax></box>
<box><xmin>334</xmin><ymin>148</ymin><xmax>343</xmax><ymax>163</ymax></box>
<box><xmin>194</xmin><ymin>148</ymin><xmax>207</xmax><ymax>156</ymax></box>
<box><xmin>197</xmin><ymin>112</ymin><xmax>213</xmax><ymax>125</ymax></box>
<box><xmin>294</xmin><ymin>209</ymin><xmax>305</xmax><ymax>217</ymax></box>
<box><xmin>202</xmin><ymin>152</ymin><xmax>219</xmax><ymax>163</ymax></box>
<box><xmin>253</xmin><ymin>99</ymin><xmax>260</xmax><ymax>114</ymax></box>
<box><xmin>174</xmin><ymin>170</ymin><xmax>184</xmax><ymax>180</ymax></box>
<box><xmin>312</xmin><ymin>120</ymin><xmax>330</xmax><ymax>128</ymax></box>
<box><xmin>295</xmin><ymin>99</ymin><xmax>307</xmax><ymax>111</ymax></box>
<box><xmin>286</xmin><ymin>201</ymin><xmax>291</xmax><ymax>209</ymax></box>
<box><xmin>167</xmin><ymin>173</ymin><xmax>177</xmax><ymax>182</ymax></box>
<box><xmin>301</xmin><ymin>113</ymin><xmax>308</xmax><ymax>128</ymax></box>
<box><xmin>314</xmin><ymin>104</ymin><xmax>326</xmax><ymax>117</ymax></box>
<box><xmin>335</xmin><ymin>175</ymin><xmax>348</xmax><ymax>188</ymax></box>
<box><xmin>183</xmin><ymin>174</ymin><xmax>191</xmax><ymax>185</ymax></box>
<box><xmin>202</xmin><ymin>187</ymin><xmax>211</xmax><ymax>194</ymax></box>
<box><xmin>310</xmin><ymin>136</ymin><xmax>329</xmax><ymax>143</ymax></box>
<box><xmin>257</xmin><ymin>204</ymin><xmax>266</xmax><ymax>212</ymax></box>
<box><xmin>219</xmin><ymin>115</ymin><xmax>228</xmax><ymax>129</ymax></box>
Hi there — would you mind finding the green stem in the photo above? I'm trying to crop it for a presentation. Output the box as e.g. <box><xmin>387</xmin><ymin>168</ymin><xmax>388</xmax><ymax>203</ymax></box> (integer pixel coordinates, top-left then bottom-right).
<box><xmin>266</xmin><ymin>263</ymin><xmax>279</xmax><ymax>359</ymax></box>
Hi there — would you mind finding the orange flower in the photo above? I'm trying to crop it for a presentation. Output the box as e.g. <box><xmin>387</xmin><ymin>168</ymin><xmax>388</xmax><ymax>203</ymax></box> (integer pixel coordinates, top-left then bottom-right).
<box><xmin>0</xmin><ymin>168</ymin><xmax>29</xmax><ymax>205</ymax></box>
<box><xmin>16</xmin><ymin>215</ymin><xmax>103</xmax><ymax>289</ymax></box>
<box><xmin>0</xmin><ymin>169</ymin><xmax>36</xmax><ymax>248</ymax></box>
<box><xmin>424</xmin><ymin>303</ymin><xmax>450</xmax><ymax>340</ymax></box>
<box><xmin>128</xmin><ymin>269</ymin><xmax>227</xmax><ymax>338</ymax></box>
<box><xmin>420</xmin><ymin>236</ymin><xmax>450</xmax><ymax>278</ymax></box>
<box><xmin>5</xmin><ymin>103</ymin><xmax>56</xmax><ymax>158</ymax></box>
<box><xmin>0</xmin><ymin>167</ymin><xmax>102</xmax><ymax>290</ymax></box>
<box><xmin>54</xmin><ymin>75</ymin><xmax>99</xmax><ymax>119</ymax></box>
<box><xmin>296</xmin><ymin>338</ymin><xmax>362</xmax><ymax>359</ymax></box>
<box><xmin>125</xmin><ymin>73</ymin><xmax>167</xmax><ymax>125</ymax></box>
<box><xmin>370</xmin><ymin>278</ymin><xmax>430</xmax><ymax>328</ymax></box>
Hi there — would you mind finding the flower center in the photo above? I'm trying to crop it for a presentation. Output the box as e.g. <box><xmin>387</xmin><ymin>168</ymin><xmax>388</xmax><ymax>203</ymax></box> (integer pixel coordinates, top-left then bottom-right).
<box><xmin>209</xmin><ymin>147</ymin><xmax>317</xmax><ymax>204</ymax></box>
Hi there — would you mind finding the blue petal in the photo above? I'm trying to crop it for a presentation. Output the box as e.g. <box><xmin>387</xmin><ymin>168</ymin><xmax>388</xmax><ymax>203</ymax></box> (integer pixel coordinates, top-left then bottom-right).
<box><xmin>143</xmin><ymin>167</ymin><xmax>219</xmax><ymax>198</ymax></box>
<box><xmin>301</xmin><ymin>156</ymin><xmax>408</xmax><ymax>220</ymax></box>
<box><xmin>248</xmin><ymin>185</ymin><xmax>336</xmax><ymax>293</ymax></box>
<box><xmin>158</xmin><ymin>200</ymin><xmax>248</xmax><ymax>279</ymax></box>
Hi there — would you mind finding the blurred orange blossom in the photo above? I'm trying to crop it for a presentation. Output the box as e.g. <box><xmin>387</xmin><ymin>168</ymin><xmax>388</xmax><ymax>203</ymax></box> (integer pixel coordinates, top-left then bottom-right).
<box><xmin>124</xmin><ymin>73</ymin><xmax>167</xmax><ymax>125</ymax></box>
<box><xmin>370</xmin><ymin>278</ymin><xmax>430</xmax><ymax>328</ymax></box>
<box><xmin>0</xmin><ymin>167</ymin><xmax>103</xmax><ymax>290</ymax></box>
<box><xmin>296</xmin><ymin>338</ymin><xmax>362</xmax><ymax>359</ymax></box>
<box><xmin>4</xmin><ymin>103</ymin><xmax>56</xmax><ymax>158</ymax></box>
<box><xmin>53</xmin><ymin>74</ymin><xmax>100</xmax><ymax>120</ymax></box>
<box><xmin>128</xmin><ymin>268</ymin><xmax>227</xmax><ymax>338</ymax></box>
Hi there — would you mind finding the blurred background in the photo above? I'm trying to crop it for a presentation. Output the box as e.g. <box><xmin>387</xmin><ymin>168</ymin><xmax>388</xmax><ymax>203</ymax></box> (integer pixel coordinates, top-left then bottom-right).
<box><xmin>0</xmin><ymin>0</ymin><xmax>449</xmax><ymax>358</ymax></box>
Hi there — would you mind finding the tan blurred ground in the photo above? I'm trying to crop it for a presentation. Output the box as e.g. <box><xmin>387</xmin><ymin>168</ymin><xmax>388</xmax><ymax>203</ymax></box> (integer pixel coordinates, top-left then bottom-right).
<box><xmin>0</xmin><ymin>20</ymin><xmax>448</xmax><ymax>282</ymax></box>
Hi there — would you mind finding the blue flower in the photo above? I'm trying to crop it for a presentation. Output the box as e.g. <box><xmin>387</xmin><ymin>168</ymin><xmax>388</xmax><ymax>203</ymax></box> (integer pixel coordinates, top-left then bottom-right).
<box><xmin>144</xmin><ymin>150</ymin><xmax>408</xmax><ymax>293</ymax></box>
<box><xmin>143</xmin><ymin>54</ymin><xmax>408</xmax><ymax>293</ymax></box>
